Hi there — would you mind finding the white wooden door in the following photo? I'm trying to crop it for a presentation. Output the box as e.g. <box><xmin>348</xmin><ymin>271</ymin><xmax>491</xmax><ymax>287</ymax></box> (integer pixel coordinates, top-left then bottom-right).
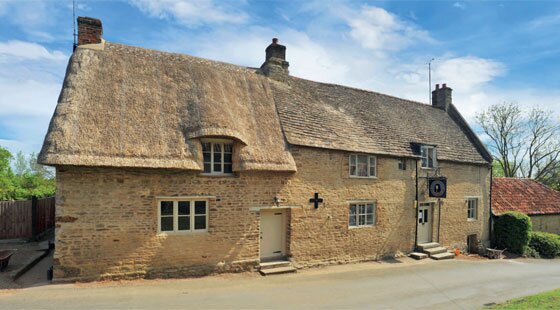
<box><xmin>260</xmin><ymin>210</ymin><xmax>284</xmax><ymax>260</ymax></box>
<box><xmin>417</xmin><ymin>203</ymin><xmax>432</xmax><ymax>244</ymax></box>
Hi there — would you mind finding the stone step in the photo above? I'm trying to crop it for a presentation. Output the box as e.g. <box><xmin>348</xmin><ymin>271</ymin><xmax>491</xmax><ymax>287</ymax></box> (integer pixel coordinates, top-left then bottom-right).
<box><xmin>431</xmin><ymin>252</ymin><xmax>455</xmax><ymax>260</ymax></box>
<box><xmin>423</xmin><ymin>246</ymin><xmax>447</xmax><ymax>256</ymax></box>
<box><xmin>259</xmin><ymin>266</ymin><xmax>297</xmax><ymax>276</ymax></box>
<box><xmin>409</xmin><ymin>252</ymin><xmax>428</xmax><ymax>260</ymax></box>
<box><xmin>417</xmin><ymin>242</ymin><xmax>441</xmax><ymax>251</ymax></box>
<box><xmin>259</xmin><ymin>261</ymin><xmax>292</xmax><ymax>270</ymax></box>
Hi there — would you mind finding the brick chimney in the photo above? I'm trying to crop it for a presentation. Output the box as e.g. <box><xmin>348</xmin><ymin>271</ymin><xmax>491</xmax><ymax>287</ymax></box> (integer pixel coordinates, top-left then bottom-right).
<box><xmin>77</xmin><ymin>17</ymin><xmax>103</xmax><ymax>46</ymax></box>
<box><xmin>260</xmin><ymin>38</ymin><xmax>289</xmax><ymax>81</ymax></box>
<box><xmin>432</xmin><ymin>83</ymin><xmax>452</xmax><ymax>111</ymax></box>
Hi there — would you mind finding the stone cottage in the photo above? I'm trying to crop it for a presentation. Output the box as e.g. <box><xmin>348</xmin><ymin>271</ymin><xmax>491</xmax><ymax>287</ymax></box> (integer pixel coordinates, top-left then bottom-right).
<box><xmin>39</xmin><ymin>17</ymin><xmax>493</xmax><ymax>282</ymax></box>
<box><xmin>493</xmin><ymin>178</ymin><xmax>560</xmax><ymax>234</ymax></box>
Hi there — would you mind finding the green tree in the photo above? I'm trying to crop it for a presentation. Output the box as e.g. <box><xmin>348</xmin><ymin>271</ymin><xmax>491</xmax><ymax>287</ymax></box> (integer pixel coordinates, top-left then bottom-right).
<box><xmin>0</xmin><ymin>146</ymin><xmax>15</xmax><ymax>200</ymax></box>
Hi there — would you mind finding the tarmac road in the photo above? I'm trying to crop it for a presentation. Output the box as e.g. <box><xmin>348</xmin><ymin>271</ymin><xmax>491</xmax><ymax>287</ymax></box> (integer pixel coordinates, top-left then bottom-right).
<box><xmin>1</xmin><ymin>257</ymin><xmax>559</xmax><ymax>309</ymax></box>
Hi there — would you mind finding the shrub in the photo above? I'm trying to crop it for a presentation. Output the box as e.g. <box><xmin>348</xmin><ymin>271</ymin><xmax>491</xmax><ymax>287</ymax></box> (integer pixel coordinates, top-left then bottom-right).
<box><xmin>494</xmin><ymin>211</ymin><xmax>532</xmax><ymax>254</ymax></box>
<box><xmin>529</xmin><ymin>231</ymin><xmax>560</xmax><ymax>258</ymax></box>
<box><xmin>524</xmin><ymin>246</ymin><xmax>540</xmax><ymax>258</ymax></box>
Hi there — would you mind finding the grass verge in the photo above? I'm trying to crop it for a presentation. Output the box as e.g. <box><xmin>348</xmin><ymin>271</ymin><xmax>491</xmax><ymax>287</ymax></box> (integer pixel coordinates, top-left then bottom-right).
<box><xmin>486</xmin><ymin>288</ymin><xmax>560</xmax><ymax>309</ymax></box>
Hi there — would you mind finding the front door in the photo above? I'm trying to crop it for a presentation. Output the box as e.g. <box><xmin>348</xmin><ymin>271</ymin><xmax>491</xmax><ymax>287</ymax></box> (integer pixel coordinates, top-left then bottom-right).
<box><xmin>260</xmin><ymin>210</ymin><xmax>285</xmax><ymax>261</ymax></box>
<box><xmin>417</xmin><ymin>203</ymin><xmax>432</xmax><ymax>244</ymax></box>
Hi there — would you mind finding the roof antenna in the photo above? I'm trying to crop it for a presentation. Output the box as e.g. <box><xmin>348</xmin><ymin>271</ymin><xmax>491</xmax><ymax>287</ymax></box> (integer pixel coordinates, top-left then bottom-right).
<box><xmin>428</xmin><ymin>58</ymin><xmax>435</xmax><ymax>104</ymax></box>
<box><xmin>72</xmin><ymin>0</ymin><xmax>77</xmax><ymax>51</ymax></box>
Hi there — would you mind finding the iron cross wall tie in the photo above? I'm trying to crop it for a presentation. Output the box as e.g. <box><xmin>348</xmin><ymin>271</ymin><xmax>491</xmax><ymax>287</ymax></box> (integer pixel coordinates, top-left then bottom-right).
<box><xmin>310</xmin><ymin>192</ymin><xmax>323</xmax><ymax>209</ymax></box>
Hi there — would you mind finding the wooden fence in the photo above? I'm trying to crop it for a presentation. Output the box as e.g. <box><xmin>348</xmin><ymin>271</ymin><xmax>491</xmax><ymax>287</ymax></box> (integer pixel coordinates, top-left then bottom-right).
<box><xmin>0</xmin><ymin>196</ymin><xmax>55</xmax><ymax>239</ymax></box>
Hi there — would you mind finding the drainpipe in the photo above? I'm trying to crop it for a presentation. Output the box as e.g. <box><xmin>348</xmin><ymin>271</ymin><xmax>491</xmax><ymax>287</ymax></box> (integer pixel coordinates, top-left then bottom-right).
<box><xmin>489</xmin><ymin>164</ymin><xmax>494</xmax><ymax>247</ymax></box>
<box><xmin>414</xmin><ymin>158</ymin><xmax>419</xmax><ymax>249</ymax></box>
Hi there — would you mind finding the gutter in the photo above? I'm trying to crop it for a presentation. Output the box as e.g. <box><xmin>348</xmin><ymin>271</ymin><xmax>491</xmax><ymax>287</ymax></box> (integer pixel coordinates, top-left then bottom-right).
<box><xmin>489</xmin><ymin>165</ymin><xmax>494</xmax><ymax>247</ymax></box>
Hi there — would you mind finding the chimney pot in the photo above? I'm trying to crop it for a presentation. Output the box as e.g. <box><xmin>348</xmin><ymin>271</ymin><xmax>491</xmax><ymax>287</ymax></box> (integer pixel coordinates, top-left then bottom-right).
<box><xmin>442</xmin><ymin>83</ymin><xmax>447</xmax><ymax>88</ymax></box>
<box><xmin>260</xmin><ymin>38</ymin><xmax>289</xmax><ymax>81</ymax></box>
<box><xmin>272</xmin><ymin>38</ymin><xmax>278</xmax><ymax>44</ymax></box>
<box><xmin>77</xmin><ymin>16</ymin><xmax>103</xmax><ymax>46</ymax></box>
<box><xmin>436</xmin><ymin>84</ymin><xmax>440</xmax><ymax>90</ymax></box>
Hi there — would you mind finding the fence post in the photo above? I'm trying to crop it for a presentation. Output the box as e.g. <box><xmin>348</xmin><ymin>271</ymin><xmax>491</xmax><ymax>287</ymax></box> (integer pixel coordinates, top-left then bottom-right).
<box><xmin>31</xmin><ymin>196</ymin><xmax>38</xmax><ymax>237</ymax></box>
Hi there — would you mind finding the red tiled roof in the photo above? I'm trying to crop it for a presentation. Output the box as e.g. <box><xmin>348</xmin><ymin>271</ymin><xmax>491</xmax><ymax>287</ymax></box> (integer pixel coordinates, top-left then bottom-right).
<box><xmin>492</xmin><ymin>178</ymin><xmax>560</xmax><ymax>216</ymax></box>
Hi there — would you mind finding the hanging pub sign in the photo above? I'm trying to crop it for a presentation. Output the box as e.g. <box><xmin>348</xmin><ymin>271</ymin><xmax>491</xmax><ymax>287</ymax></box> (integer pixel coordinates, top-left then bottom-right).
<box><xmin>428</xmin><ymin>177</ymin><xmax>447</xmax><ymax>198</ymax></box>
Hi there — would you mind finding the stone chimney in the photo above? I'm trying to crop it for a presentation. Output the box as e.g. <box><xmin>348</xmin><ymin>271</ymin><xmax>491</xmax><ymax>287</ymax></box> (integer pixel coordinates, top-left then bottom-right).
<box><xmin>77</xmin><ymin>17</ymin><xmax>103</xmax><ymax>46</ymax></box>
<box><xmin>432</xmin><ymin>83</ymin><xmax>452</xmax><ymax>111</ymax></box>
<box><xmin>260</xmin><ymin>38</ymin><xmax>289</xmax><ymax>81</ymax></box>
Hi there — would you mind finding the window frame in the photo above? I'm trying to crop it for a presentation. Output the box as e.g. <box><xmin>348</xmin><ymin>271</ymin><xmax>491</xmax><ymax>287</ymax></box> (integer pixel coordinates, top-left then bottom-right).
<box><xmin>349</xmin><ymin>154</ymin><xmax>377</xmax><ymax>178</ymax></box>
<box><xmin>420</xmin><ymin>145</ymin><xmax>437</xmax><ymax>169</ymax></box>
<box><xmin>348</xmin><ymin>202</ymin><xmax>376</xmax><ymax>228</ymax></box>
<box><xmin>201</xmin><ymin>139</ymin><xmax>233</xmax><ymax>175</ymax></box>
<box><xmin>467</xmin><ymin>197</ymin><xmax>478</xmax><ymax>220</ymax></box>
<box><xmin>157</xmin><ymin>198</ymin><xmax>209</xmax><ymax>234</ymax></box>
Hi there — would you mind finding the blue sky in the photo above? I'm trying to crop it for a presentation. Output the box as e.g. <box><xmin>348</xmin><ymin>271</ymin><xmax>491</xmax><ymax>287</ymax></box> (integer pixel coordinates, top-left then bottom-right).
<box><xmin>1</xmin><ymin>0</ymin><xmax>559</xmax><ymax>156</ymax></box>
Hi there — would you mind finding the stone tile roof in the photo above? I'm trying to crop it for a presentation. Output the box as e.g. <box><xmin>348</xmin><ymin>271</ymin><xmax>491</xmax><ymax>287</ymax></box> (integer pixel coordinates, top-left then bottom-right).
<box><xmin>492</xmin><ymin>178</ymin><xmax>560</xmax><ymax>215</ymax></box>
<box><xmin>39</xmin><ymin>41</ymin><xmax>491</xmax><ymax>170</ymax></box>
<box><xmin>272</xmin><ymin>77</ymin><xmax>490</xmax><ymax>164</ymax></box>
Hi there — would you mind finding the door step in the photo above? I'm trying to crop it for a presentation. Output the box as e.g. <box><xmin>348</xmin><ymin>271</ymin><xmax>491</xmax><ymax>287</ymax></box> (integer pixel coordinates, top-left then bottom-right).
<box><xmin>423</xmin><ymin>246</ymin><xmax>448</xmax><ymax>256</ymax></box>
<box><xmin>431</xmin><ymin>252</ymin><xmax>455</xmax><ymax>260</ymax></box>
<box><xmin>258</xmin><ymin>260</ymin><xmax>296</xmax><ymax>276</ymax></box>
<box><xmin>417</xmin><ymin>242</ymin><xmax>440</xmax><ymax>251</ymax></box>
<box><xmin>409</xmin><ymin>252</ymin><xmax>428</xmax><ymax>260</ymax></box>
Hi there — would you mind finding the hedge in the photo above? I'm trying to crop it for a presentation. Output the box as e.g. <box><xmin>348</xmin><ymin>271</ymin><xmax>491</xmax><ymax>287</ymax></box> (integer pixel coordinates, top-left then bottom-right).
<box><xmin>494</xmin><ymin>211</ymin><xmax>532</xmax><ymax>254</ymax></box>
<box><xmin>529</xmin><ymin>231</ymin><xmax>560</xmax><ymax>258</ymax></box>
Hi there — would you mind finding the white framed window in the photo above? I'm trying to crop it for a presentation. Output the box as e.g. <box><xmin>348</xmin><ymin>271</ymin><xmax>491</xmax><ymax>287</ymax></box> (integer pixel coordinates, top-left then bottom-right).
<box><xmin>349</xmin><ymin>154</ymin><xmax>377</xmax><ymax>178</ymax></box>
<box><xmin>157</xmin><ymin>199</ymin><xmax>208</xmax><ymax>233</ymax></box>
<box><xmin>420</xmin><ymin>145</ymin><xmax>437</xmax><ymax>168</ymax></box>
<box><xmin>202</xmin><ymin>140</ymin><xmax>233</xmax><ymax>174</ymax></box>
<box><xmin>467</xmin><ymin>198</ymin><xmax>478</xmax><ymax>220</ymax></box>
<box><xmin>349</xmin><ymin>203</ymin><xmax>375</xmax><ymax>228</ymax></box>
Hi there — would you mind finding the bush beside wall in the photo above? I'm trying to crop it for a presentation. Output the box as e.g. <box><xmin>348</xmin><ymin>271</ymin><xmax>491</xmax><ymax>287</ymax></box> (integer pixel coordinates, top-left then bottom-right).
<box><xmin>494</xmin><ymin>211</ymin><xmax>532</xmax><ymax>254</ymax></box>
<box><xmin>529</xmin><ymin>231</ymin><xmax>560</xmax><ymax>258</ymax></box>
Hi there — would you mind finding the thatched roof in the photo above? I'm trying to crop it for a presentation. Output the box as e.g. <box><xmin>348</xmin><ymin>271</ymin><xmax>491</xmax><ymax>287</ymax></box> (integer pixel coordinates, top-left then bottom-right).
<box><xmin>39</xmin><ymin>41</ymin><xmax>490</xmax><ymax>171</ymax></box>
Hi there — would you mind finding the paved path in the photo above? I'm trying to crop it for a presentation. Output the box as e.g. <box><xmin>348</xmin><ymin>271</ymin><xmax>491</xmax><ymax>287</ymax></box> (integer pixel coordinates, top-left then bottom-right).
<box><xmin>1</xmin><ymin>257</ymin><xmax>559</xmax><ymax>309</ymax></box>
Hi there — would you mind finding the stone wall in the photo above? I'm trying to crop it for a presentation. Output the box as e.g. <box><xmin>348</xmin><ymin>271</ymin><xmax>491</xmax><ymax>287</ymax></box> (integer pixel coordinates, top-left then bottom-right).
<box><xmin>530</xmin><ymin>214</ymin><xmax>560</xmax><ymax>235</ymax></box>
<box><xmin>54</xmin><ymin>147</ymin><xmax>490</xmax><ymax>281</ymax></box>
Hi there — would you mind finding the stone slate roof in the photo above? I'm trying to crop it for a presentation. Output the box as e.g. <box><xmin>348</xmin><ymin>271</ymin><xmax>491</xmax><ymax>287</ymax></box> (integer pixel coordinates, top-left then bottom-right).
<box><xmin>39</xmin><ymin>41</ymin><xmax>491</xmax><ymax>170</ymax></box>
<box><xmin>492</xmin><ymin>178</ymin><xmax>560</xmax><ymax>215</ymax></box>
<box><xmin>272</xmin><ymin>77</ymin><xmax>490</xmax><ymax>164</ymax></box>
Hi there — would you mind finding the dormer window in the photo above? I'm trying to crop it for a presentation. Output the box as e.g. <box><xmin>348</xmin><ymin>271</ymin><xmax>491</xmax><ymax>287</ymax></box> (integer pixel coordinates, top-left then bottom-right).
<box><xmin>202</xmin><ymin>140</ymin><xmax>233</xmax><ymax>174</ymax></box>
<box><xmin>420</xmin><ymin>145</ymin><xmax>437</xmax><ymax>169</ymax></box>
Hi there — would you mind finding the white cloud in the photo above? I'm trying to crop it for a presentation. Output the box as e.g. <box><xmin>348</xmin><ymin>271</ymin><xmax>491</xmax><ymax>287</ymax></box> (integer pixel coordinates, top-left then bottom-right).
<box><xmin>453</xmin><ymin>2</ymin><xmax>466</xmax><ymax>10</ymax></box>
<box><xmin>434</xmin><ymin>56</ymin><xmax>505</xmax><ymax>91</ymax></box>
<box><xmin>0</xmin><ymin>40</ymin><xmax>66</xmax><ymax>61</ymax></box>
<box><xmin>527</xmin><ymin>12</ymin><xmax>560</xmax><ymax>29</ymax></box>
<box><xmin>344</xmin><ymin>6</ymin><xmax>433</xmax><ymax>51</ymax></box>
<box><xmin>129</xmin><ymin>0</ymin><xmax>248</xmax><ymax>27</ymax></box>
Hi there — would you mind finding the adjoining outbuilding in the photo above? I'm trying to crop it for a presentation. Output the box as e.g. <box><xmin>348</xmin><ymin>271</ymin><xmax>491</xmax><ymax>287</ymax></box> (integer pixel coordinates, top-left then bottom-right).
<box><xmin>38</xmin><ymin>17</ymin><xmax>493</xmax><ymax>282</ymax></box>
<box><xmin>492</xmin><ymin>178</ymin><xmax>560</xmax><ymax>234</ymax></box>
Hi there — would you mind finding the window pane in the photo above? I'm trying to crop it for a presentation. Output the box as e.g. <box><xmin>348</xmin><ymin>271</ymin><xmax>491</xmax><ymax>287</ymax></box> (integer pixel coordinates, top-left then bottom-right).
<box><xmin>224</xmin><ymin>164</ymin><xmax>233</xmax><ymax>174</ymax></box>
<box><xmin>195</xmin><ymin>216</ymin><xmax>206</xmax><ymax>230</ymax></box>
<box><xmin>203</xmin><ymin>152</ymin><xmax>211</xmax><ymax>163</ymax></box>
<box><xmin>178</xmin><ymin>201</ymin><xmax>190</xmax><ymax>215</ymax></box>
<box><xmin>357</xmin><ymin>155</ymin><xmax>368</xmax><ymax>177</ymax></box>
<box><xmin>214</xmin><ymin>163</ymin><xmax>222</xmax><ymax>172</ymax></box>
<box><xmin>428</xmin><ymin>149</ymin><xmax>434</xmax><ymax>167</ymax></box>
<box><xmin>160</xmin><ymin>217</ymin><xmax>173</xmax><ymax>231</ymax></box>
<box><xmin>369</xmin><ymin>157</ymin><xmax>376</xmax><ymax>176</ymax></box>
<box><xmin>213</xmin><ymin>143</ymin><xmax>221</xmax><ymax>153</ymax></box>
<box><xmin>204</xmin><ymin>163</ymin><xmax>211</xmax><ymax>173</ymax></box>
<box><xmin>160</xmin><ymin>201</ymin><xmax>173</xmax><ymax>215</ymax></box>
<box><xmin>224</xmin><ymin>153</ymin><xmax>233</xmax><ymax>164</ymax></box>
<box><xmin>178</xmin><ymin>216</ymin><xmax>190</xmax><ymax>230</ymax></box>
<box><xmin>359</xmin><ymin>204</ymin><xmax>366</xmax><ymax>214</ymax></box>
<box><xmin>367</xmin><ymin>204</ymin><xmax>374</xmax><ymax>214</ymax></box>
<box><xmin>202</xmin><ymin>142</ymin><xmax>211</xmax><ymax>152</ymax></box>
<box><xmin>350</xmin><ymin>205</ymin><xmax>356</xmax><ymax>215</ymax></box>
<box><xmin>349</xmin><ymin>214</ymin><xmax>356</xmax><ymax>227</ymax></box>
<box><xmin>195</xmin><ymin>201</ymin><xmax>206</xmax><ymax>214</ymax></box>
<box><xmin>366</xmin><ymin>213</ymin><xmax>374</xmax><ymax>225</ymax></box>
<box><xmin>224</xmin><ymin>143</ymin><xmax>233</xmax><ymax>153</ymax></box>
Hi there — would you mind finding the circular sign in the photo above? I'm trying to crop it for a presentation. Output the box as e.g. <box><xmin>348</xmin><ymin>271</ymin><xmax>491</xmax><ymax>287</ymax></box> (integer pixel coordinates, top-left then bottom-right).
<box><xmin>430</xmin><ymin>179</ymin><xmax>446</xmax><ymax>197</ymax></box>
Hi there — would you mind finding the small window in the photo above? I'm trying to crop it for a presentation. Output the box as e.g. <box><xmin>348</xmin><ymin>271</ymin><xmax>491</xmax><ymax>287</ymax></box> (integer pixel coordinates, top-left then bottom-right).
<box><xmin>349</xmin><ymin>203</ymin><xmax>375</xmax><ymax>228</ymax></box>
<box><xmin>158</xmin><ymin>199</ymin><xmax>208</xmax><ymax>233</ymax></box>
<box><xmin>467</xmin><ymin>198</ymin><xmax>478</xmax><ymax>220</ymax></box>
<box><xmin>349</xmin><ymin>154</ymin><xmax>377</xmax><ymax>178</ymax></box>
<box><xmin>420</xmin><ymin>146</ymin><xmax>437</xmax><ymax>168</ymax></box>
<box><xmin>398</xmin><ymin>158</ymin><xmax>407</xmax><ymax>170</ymax></box>
<box><xmin>202</xmin><ymin>140</ymin><xmax>233</xmax><ymax>174</ymax></box>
